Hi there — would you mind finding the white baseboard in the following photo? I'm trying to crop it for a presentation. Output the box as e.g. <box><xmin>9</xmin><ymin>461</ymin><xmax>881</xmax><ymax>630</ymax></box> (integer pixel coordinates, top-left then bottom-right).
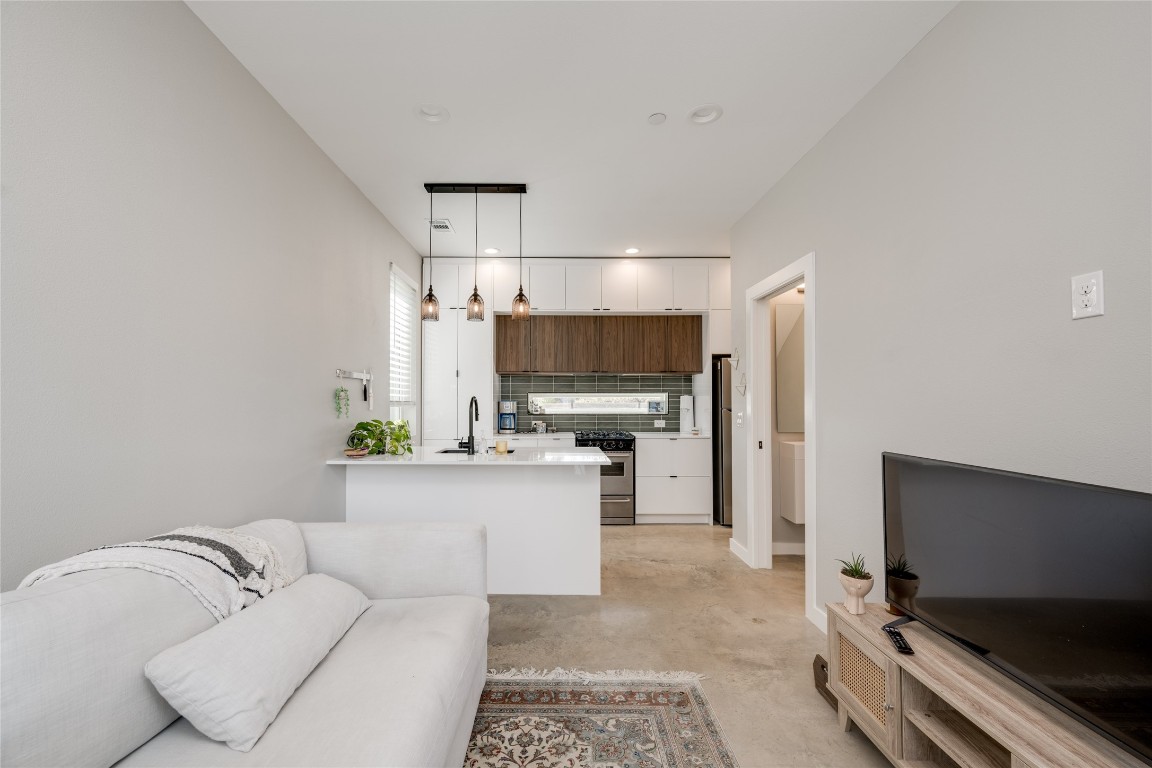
<box><xmin>772</xmin><ymin>542</ymin><xmax>805</xmax><ymax>556</ymax></box>
<box><xmin>807</xmin><ymin>602</ymin><xmax>827</xmax><ymax>633</ymax></box>
<box><xmin>635</xmin><ymin>515</ymin><xmax>711</xmax><ymax>525</ymax></box>
<box><xmin>729</xmin><ymin>538</ymin><xmax>754</xmax><ymax>567</ymax></box>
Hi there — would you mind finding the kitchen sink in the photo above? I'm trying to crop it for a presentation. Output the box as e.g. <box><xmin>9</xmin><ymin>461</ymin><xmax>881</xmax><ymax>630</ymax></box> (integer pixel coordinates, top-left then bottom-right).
<box><xmin>436</xmin><ymin>448</ymin><xmax>514</xmax><ymax>454</ymax></box>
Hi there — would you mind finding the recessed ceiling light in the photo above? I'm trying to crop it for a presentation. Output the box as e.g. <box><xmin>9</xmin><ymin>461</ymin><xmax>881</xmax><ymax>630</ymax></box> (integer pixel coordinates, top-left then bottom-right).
<box><xmin>417</xmin><ymin>104</ymin><xmax>450</xmax><ymax>123</ymax></box>
<box><xmin>648</xmin><ymin>113</ymin><xmax>667</xmax><ymax>126</ymax></box>
<box><xmin>484</xmin><ymin>248</ymin><xmax>501</xmax><ymax>255</ymax></box>
<box><xmin>625</xmin><ymin>248</ymin><xmax>640</xmax><ymax>255</ymax></box>
<box><xmin>688</xmin><ymin>104</ymin><xmax>723</xmax><ymax>124</ymax></box>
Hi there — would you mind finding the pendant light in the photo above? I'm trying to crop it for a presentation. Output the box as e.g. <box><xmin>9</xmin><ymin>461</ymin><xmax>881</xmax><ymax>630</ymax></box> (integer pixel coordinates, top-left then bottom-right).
<box><xmin>420</xmin><ymin>191</ymin><xmax>440</xmax><ymax>322</ymax></box>
<box><xmin>465</xmin><ymin>187</ymin><xmax>485</xmax><ymax>321</ymax></box>
<box><xmin>511</xmin><ymin>192</ymin><xmax>530</xmax><ymax>320</ymax></box>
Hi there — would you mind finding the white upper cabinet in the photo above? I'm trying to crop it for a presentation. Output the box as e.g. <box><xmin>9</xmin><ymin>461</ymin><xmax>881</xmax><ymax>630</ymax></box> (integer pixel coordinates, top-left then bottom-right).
<box><xmin>491</xmin><ymin>259</ymin><xmax>521</xmax><ymax>313</ymax></box>
<box><xmin>601</xmin><ymin>261</ymin><xmax>638</xmax><ymax>311</ymax></box>
<box><xmin>529</xmin><ymin>264</ymin><xmax>566</xmax><ymax>310</ymax></box>
<box><xmin>636</xmin><ymin>262</ymin><xmax>675</xmax><ymax>310</ymax></box>
<box><xmin>424</xmin><ymin>263</ymin><xmax>461</xmax><ymax>309</ymax></box>
<box><xmin>708</xmin><ymin>309</ymin><xmax>732</xmax><ymax>354</ymax></box>
<box><xmin>673</xmin><ymin>264</ymin><xmax>709</xmax><ymax>310</ymax></box>
<box><xmin>709</xmin><ymin>261</ymin><xmax>731</xmax><ymax>309</ymax></box>
<box><xmin>421</xmin><ymin>298</ymin><xmax>459</xmax><ymax>441</ymax></box>
<box><xmin>565</xmin><ymin>264</ymin><xmax>602</xmax><ymax>310</ymax></box>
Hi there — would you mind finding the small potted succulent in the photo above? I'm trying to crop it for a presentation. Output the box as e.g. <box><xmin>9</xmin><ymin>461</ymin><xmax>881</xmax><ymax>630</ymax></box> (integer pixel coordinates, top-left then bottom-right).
<box><xmin>885</xmin><ymin>554</ymin><xmax>920</xmax><ymax>616</ymax></box>
<box><xmin>836</xmin><ymin>553</ymin><xmax>873</xmax><ymax>616</ymax></box>
<box><xmin>345</xmin><ymin>419</ymin><xmax>413</xmax><ymax>458</ymax></box>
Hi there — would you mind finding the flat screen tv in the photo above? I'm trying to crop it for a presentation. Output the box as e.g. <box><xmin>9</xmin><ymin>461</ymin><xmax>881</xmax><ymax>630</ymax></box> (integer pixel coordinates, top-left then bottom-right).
<box><xmin>882</xmin><ymin>453</ymin><xmax>1152</xmax><ymax>765</ymax></box>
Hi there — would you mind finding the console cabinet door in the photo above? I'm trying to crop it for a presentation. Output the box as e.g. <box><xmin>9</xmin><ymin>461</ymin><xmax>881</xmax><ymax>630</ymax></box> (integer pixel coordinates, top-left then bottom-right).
<box><xmin>829</xmin><ymin>615</ymin><xmax>902</xmax><ymax>759</ymax></box>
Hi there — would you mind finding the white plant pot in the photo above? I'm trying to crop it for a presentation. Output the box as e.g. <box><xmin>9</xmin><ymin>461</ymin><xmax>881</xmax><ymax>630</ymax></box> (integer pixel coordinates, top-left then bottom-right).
<box><xmin>839</xmin><ymin>573</ymin><xmax>874</xmax><ymax>615</ymax></box>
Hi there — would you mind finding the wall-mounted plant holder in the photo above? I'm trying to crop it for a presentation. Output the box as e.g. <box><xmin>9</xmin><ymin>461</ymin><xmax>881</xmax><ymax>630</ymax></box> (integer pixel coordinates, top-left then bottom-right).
<box><xmin>336</xmin><ymin>369</ymin><xmax>374</xmax><ymax>411</ymax></box>
<box><xmin>736</xmin><ymin>373</ymin><xmax>747</xmax><ymax>397</ymax></box>
<box><xmin>731</xmin><ymin>347</ymin><xmax>741</xmax><ymax>370</ymax></box>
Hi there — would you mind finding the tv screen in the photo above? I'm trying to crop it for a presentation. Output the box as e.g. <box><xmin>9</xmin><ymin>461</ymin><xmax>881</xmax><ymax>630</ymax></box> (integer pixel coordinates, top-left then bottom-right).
<box><xmin>883</xmin><ymin>453</ymin><xmax>1152</xmax><ymax>765</ymax></box>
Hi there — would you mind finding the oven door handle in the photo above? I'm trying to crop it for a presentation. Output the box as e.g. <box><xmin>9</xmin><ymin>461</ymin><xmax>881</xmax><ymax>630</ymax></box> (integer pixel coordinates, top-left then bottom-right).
<box><xmin>600</xmin><ymin>498</ymin><xmax>632</xmax><ymax>503</ymax></box>
<box><xmin>603</xmin><ymin>451</ymin><xmax>634</xmax><ymax>457</ymax></box>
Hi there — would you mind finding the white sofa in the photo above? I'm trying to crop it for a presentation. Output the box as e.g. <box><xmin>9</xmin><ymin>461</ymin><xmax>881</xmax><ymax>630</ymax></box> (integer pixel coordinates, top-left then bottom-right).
<box><xmin>1</xmin><ymin>520</ymin><xmax>490</xmax><ymax>768</ymax></box>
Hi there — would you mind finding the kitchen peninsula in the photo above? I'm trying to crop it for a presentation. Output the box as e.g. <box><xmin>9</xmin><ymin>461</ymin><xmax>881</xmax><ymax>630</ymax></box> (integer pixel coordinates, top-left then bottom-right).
<box><xmin>327</xmin><ymin>447</ymin><xmax>608</xmax><ymax>595</ymax></box>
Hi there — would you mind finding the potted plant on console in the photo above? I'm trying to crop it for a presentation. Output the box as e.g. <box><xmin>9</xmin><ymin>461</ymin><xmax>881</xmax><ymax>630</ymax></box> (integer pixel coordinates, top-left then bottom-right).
<box><xmin>885</xmin><ymin>554</ymin><xmax>919</xmax><ymax>616</ymax></box>
<box><xmin>346</xmin><ymin>419</ymin><xmax>413</xmax><ymax>458</ymax></box>
<box><xmin>836</xmin><ymin>553</ymin><xmax>873</xmax><ymax>615</ymax></box>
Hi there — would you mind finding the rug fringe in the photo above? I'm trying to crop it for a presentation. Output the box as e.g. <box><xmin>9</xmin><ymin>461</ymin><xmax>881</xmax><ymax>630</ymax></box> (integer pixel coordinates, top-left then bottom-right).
<box><xmin>486</xmin><ymin>667</ymin><xmax>705</xmax><ymax>683</ymax></box>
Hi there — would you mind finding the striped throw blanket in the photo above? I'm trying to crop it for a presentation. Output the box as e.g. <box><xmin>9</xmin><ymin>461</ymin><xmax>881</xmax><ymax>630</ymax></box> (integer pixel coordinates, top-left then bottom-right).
<box><xmin>18</xmin><ymin>526</ymin><xmax>295</xmax><ymax>621</ymax></box>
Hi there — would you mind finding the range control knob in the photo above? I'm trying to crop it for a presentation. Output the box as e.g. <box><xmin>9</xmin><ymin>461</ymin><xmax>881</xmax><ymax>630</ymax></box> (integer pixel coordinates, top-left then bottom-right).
<box><xmin>605</xmin><ymin>441</ymin><xmax>617</xmax><ymax>450</ymax></box>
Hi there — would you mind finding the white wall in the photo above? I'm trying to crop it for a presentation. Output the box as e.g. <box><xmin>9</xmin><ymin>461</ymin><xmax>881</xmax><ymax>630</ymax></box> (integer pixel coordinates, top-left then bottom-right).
<box><xmin>729</xmin><ymin>2</ymin><xmax>1151</xmax><ymax>617</ymax></box>
<box><xmin>0</xmin><ymin>2</ymin><xmax>420</xmax><ymax>589</ymax></box>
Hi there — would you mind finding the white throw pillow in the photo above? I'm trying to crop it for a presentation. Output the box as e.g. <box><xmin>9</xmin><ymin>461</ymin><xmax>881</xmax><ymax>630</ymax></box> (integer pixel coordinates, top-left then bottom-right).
<box><xmin>144</xmin><ymin>573</ymin><xmax>369</xmax><ymax>751</ymax></box>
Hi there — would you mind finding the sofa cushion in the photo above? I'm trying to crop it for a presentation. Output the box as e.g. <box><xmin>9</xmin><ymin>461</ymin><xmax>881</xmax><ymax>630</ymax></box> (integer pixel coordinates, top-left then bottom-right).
<box><xmin>145</xmin><ymin>574</ymin><xmax>369</xmax><ymax>752</ymax></box>
<box><xmin>1</xmin><ymin>569</ymin><xmax>216</xmax><ymax>768</ymax></box>
<box><xmin>232</xmin><ymin>519</ymin><xmax>308</xmax><ymax>582</ymax></box>
<box><xmin>117</xmin><ymin>595</ymin><xmax>490</xmax><ymax>767</ymax></box>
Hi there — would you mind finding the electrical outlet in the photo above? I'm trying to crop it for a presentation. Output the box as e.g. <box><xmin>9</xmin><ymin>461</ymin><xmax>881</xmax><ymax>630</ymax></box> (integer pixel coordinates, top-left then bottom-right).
<box><xmin>653</xmin><ymin>419</ymin><xmax>665</xmax><ymax>428</ymax></box>
<box><xmin>1071</xmin><ymin>270</ymin><xmax>1104</xmax><ymax>320</ymax></box>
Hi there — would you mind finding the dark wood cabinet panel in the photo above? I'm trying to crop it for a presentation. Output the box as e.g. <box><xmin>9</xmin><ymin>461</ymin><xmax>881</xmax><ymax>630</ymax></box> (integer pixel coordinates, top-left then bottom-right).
<box><xmin>599</xmin><ymin>316</ymin><xmax>643</xmax><ymax>373</ymax></box>
<box><xmin>530</xmin><ymin>316</ymin><xmax>562</xmax><ymax>372</ymax></box>
<box><xmin>564</xmin><ymin>316</ymin><xmax>599</xmax><ymax>372</ymax></box>
<box><xmin>494</xmin><ymin>315</ymin><xmax>531</xmax><ymax>374</ymax></box>
<box><xmin>494</xmin><ymin>313</ymin><xmax>701</xmax><ymax>374</ymax></box>
<box><xmin>640</xmin><ymin>316</ymin><xmax>667</xmax><ymax>373</ymax></box>
<box><xmin>667</xmin><ymin>315</ymin><xmax>702</xmax><ymax>373</ymax></box>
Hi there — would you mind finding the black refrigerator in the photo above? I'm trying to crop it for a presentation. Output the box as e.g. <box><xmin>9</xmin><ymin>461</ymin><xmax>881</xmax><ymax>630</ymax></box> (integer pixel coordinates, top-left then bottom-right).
<box><xmin>711</xmin><ymin>355</ymin><xmax>733</xmax><ymax>526</ymax></box>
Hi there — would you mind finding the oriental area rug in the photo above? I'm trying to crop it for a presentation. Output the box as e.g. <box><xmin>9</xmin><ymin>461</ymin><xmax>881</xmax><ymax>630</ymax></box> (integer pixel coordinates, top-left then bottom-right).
<box><xmin>465</xmin><ymin>669</ymin><xmax>740</xmax><ymax>768</ymax></box>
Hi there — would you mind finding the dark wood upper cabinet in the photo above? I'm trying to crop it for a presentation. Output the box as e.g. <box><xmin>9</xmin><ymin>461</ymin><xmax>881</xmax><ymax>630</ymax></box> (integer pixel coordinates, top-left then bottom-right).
<box><xmin>640</xmin><ymin>316</ymin><xmax>667</xmax><ymax>373</ymax></box>
<box><xmin>494</xmin><ymin>313</ymin><xmax>701</xmax><ymax>374</ymax></box>
<box><xmin>599</xmin><ymin>316</ymin><xmax>643</xmax><ymax>373</ymax></box>
<box><xmin>494</xmin><ymin>315</ymin><xmax>531</xmax><ymax>374</ymax></box>
<box><xmin>564</xmin><ymin>316</ymin><xmax>599</xmax><ymax>372</ymax></box>
<box><xmin>666</xmin><ymin>315</ymin><xmax>702</xmax><ymax>373</ymax></box>
<box><xmin>529</xmin><ymin>315</ymin><xmax>562</xmax><ymax>372</ymax></box>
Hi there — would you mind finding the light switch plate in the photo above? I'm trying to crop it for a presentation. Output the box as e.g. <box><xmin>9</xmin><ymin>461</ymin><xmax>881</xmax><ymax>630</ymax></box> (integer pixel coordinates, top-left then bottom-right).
<box><xmin>1071</xmin><ymin>270</ymin><xmax>1104</xmax><ymax>320</ymax></box>
<box><xmin>653</xmin><ymin>419</ymin><xmax>665</xmax><ymax>428</ymax></box>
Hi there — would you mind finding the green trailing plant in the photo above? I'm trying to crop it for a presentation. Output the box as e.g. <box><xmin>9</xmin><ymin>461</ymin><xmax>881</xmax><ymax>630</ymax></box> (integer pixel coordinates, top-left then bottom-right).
<box><xmin>886</xmin><ymin>554</ymin><xmax>918</xmax><ymax>580</ymax></box>
<box><xmin>334</xmin><ymin>386</ymin><xmax>350</xmax><ymax>419</ymax></box>
<box><xmin>346</xmin><ymin>419</ymin><xmax>413</xmax><ymax>456</ymax></box>
<box><xmin>836</xmin><ymin>553</ymin><xmax>871</xmax><ymax>580</ymax></box>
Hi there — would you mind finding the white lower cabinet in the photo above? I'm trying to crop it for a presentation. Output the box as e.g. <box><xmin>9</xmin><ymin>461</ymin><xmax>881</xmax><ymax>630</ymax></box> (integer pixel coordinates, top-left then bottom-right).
<box><xmin>537</xmin><ymin>435</ymin><xmax>576</xmax><ymax>448</ymax></box>
<box><xmin>635</xmin><ymin>437</ymin><xmax>712</xmax><ymax>522</ymax></box>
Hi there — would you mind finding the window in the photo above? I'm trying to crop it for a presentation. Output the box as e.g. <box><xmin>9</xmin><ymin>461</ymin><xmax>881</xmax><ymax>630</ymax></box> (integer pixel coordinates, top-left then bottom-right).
<box><xmin>389</xmin><ymin>264</ymin><xmax>418</xmax><ymax>421</ymax></box>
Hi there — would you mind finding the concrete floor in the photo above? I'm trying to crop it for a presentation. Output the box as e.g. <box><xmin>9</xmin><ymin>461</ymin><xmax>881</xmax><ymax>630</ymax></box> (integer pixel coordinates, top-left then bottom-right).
<box><xmin>488</xmin><ymin>524</ymin><xmax>891</xmax><ymax>768</ymax></box>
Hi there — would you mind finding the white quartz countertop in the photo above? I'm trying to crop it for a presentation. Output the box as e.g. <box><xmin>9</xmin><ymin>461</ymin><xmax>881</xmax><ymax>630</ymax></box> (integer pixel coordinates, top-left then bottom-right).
<box><xmin>327</xmin><ymin>446</ymin><xmax>609</xmax><ymax>466</ymax></box>
<box><xmin>632</xmin><ymin>432</ymin><xmax>711</xmax><ymax>439</ymax></box>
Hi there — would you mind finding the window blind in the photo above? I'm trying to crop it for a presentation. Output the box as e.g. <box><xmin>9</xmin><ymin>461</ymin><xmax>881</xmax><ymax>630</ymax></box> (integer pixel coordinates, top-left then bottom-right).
<box><xmin>390</xmin><ymin>265</ymin><xmax>418</xmax><ymax>405</ymax></box>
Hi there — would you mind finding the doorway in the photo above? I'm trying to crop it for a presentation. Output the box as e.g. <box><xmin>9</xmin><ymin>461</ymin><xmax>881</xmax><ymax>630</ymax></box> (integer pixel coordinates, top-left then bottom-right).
<box><xmin>744</xmin><ymin>253</ymin><xmax>821</xmax><ymax>628</ymax></box>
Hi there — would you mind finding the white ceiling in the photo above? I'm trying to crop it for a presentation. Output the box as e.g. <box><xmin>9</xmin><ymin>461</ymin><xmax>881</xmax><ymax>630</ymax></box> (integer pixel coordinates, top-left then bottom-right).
<box><xmin>188</xmin><ymin>1</ymin><xmax>955</xmax><ymax>258</ymax></box>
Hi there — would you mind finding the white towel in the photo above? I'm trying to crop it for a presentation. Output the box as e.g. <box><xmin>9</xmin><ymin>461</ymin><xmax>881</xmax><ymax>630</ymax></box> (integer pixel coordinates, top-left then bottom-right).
<box><xmin>18</xmin><ymin>525</ymin><xmax>295</xmax><ymax>621</ymax></box>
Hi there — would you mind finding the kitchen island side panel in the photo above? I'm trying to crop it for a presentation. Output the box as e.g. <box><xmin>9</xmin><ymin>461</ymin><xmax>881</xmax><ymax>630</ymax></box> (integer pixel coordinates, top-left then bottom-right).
<box><xmin>343</xmin><ymin>464</ymin><xmax>601</xmax><ymax>595</ymax></box>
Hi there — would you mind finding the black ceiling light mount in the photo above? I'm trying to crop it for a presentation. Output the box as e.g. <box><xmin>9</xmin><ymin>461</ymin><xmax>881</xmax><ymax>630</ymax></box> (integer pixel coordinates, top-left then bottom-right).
<box><xmin>423</xmin><ymin>183</ymin><xmax>527</xmax><ymax>195</ymax></box>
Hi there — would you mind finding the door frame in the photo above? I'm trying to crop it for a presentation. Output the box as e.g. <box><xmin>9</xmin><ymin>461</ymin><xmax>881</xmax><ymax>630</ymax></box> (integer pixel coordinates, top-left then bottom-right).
<box><xmin>743</xmin><ymin>252</ymin><xmax>822</xmax><ymax>628</ymax></box>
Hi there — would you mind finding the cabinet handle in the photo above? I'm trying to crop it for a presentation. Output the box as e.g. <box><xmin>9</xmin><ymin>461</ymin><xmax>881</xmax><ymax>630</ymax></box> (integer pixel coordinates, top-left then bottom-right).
<box><xmin>883</xmin><ymin>703</ymin><xmax>894</xmax><ymax>712</ymax></box>
<box><xmin>670</xmin><ymin>475</ymin><xmax>678</xmax><ymax>478</ymax></box>
<box><xmin>665</xmin><ymin>308</ymin><xmax>673</xmax><ymax>311</ymax></box>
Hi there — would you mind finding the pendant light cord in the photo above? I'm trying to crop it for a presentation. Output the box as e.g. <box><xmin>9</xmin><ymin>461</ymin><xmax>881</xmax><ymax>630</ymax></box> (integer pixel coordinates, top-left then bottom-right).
<box><xmin>518</xmin><ymin>192</ymin><xmax>523</xmax><ymax>288</ymax></box>
<box><xmin>473</xmin><ymin>188</ymin><xmax>479</xmax><ymax>289</ymax></box>
<box><xmin>428</xmin><ymin>193</ymin><xmax>433</xmax><ymax>290</ymax></box>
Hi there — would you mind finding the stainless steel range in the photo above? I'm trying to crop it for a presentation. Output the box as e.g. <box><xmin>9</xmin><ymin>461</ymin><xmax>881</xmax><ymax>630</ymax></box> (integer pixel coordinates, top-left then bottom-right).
<box><xmin>576</xmin><ymin>430</ymin><xmax>635</xmax><ymax>525</ymax></box>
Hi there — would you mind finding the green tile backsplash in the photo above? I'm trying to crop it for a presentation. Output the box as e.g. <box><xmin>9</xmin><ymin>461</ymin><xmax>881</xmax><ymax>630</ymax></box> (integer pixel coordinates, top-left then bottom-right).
<box><xmin>498</xmin><ymin>374</ymin><xmax>692</xmax><ymax>433</ymax></box>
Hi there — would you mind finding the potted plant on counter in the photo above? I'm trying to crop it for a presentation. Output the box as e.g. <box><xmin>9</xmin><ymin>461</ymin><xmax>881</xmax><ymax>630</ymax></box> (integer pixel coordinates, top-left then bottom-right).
<box><xmin>346</xmin><ymin>419</ymin><xmax>413</xmax><ymax>457</ymax></box>
<box><xmin>885</xmin><ymin>554</ymin><xmax>920</xmax><ymax>616</ymax></box>
<box><xmin>836</xmin><ymin>553</ymin><xmax>873</xmax><ymax>615</ymax></box>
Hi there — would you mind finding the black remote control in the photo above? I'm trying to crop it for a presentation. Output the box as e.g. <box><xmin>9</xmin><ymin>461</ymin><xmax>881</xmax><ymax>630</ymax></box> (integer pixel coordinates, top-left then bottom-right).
<box><xmin>884</xmin><ymin>625</ymin><xmax>915</xmax><ymax>655</ymax></box>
